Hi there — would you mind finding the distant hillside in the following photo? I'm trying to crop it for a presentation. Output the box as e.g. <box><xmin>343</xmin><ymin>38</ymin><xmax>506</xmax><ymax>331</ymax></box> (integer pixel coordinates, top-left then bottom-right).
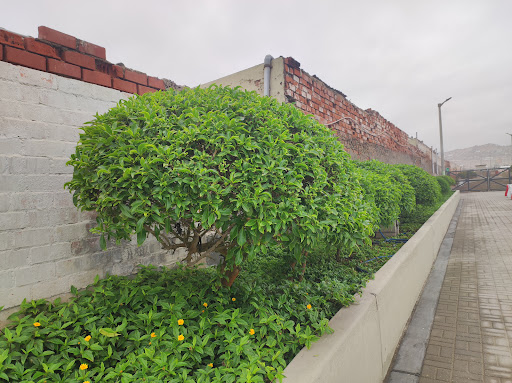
<box><xmin>446</xmin><ymin>144</ymin><xmax>512</xmax><ymax>170</ymax></box>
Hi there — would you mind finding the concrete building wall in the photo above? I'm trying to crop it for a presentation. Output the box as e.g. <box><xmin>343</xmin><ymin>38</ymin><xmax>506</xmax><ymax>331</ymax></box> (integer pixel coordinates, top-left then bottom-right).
<box><xmin>0</xmin><ymin>52</ymin><xmax>180</xmax><ymax>310</ymax></box>
<box><xmin>201</xmin><ymin>56</ymin><xmax>286</xmax><ymax>103</ymax></box>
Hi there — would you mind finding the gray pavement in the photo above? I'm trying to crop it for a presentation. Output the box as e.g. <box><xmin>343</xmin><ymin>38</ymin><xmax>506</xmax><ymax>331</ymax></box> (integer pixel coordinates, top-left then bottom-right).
<box><xmin>388</xmin><ymin>191</ymin><xmax>512</xmax><ymax>383</ymax></box>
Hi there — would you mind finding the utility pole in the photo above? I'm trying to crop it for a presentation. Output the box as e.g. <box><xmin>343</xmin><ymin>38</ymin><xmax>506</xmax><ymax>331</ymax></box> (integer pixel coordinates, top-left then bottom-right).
<box><xmin>438</xmin><ymin>97</ymin><xmax>452</xmax><ymax>175</ymax></box>
<box><xmin>507</xmin><ymin>133</ymin><xmax>512</xmax><ymax>166</ymax></box>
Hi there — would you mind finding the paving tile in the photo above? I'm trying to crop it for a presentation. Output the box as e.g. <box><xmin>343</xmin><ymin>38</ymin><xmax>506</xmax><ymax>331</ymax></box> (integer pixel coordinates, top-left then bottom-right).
<box><xmin>402</xmin><ymin>193</ymin><xmax>512</xmax><ymax>383</ymax></box>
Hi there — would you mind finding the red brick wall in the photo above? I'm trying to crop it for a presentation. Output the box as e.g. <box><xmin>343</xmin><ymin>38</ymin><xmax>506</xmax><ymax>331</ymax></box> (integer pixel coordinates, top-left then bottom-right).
<box><xmin>283</xmin><ymin>57</ymin><xmax>446</xmax><ymax>172</ymax></box>
<box><xmin>0</xmin><ymin>26</ymin><xmax>183</xmax><ymax>95</ymax></box>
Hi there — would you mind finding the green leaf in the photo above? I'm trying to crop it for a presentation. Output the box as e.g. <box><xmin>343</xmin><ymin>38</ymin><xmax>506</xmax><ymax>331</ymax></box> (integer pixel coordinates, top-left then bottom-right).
<box><xmin>137</xmin><ymin>230</ymin><xmax>146</xmax><ymax>246</ymax></box>
<box><xmin>99</xmin><ymin>328</ymin><xmax>120</xmax><ymax>338</ymax></box>
<box><xmin>83</xmin><ymin>350</ymin><xmax>94</xmax><ymax>362</ymax></box>
<box><xmin>237</xmin><ymin>229</ymin><xmax>246</xmax><ymax>246</ymax></box>
<box><xmin>136</xmin><ymin>217</ymin><xmax>146</xmax><ymax>233</ymax></box>
<box><xmin>100</xmin><ymin>235</ymin><xmax>107</xmax><ymax>250</ymax></box>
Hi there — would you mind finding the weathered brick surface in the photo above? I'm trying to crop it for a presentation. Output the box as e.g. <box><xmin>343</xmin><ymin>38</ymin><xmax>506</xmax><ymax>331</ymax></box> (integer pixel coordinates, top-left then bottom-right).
<box><xmin>62</xmin><ymin>50</ymin><xmax>96</xmax><ymax>70</ymax></box>
<box><xmin>0</xmin><ymin>29</ymin><xmax>24</xmax><ymax>49</ymax></box>
<box><xmin>125</xmin><ymin>69</ymin><xmax>147</xmax><ymax>85</ymax></box>
<box><xmin>137</xmin><ymin>84</ymin><xmax>158</xmax><ymax>95</ymax></box>
<box><xmin>1</xmin><ymin>26</ymin><xmax>176</xmax><ymax>96</ymax></box>
<box><xmin>148</xmin><ymin>76</ymin><xmax>165</xmax><ymax>90</ymax></box>
<box><xmin>47</xmin><ymin>58</ymin><xmax>81</xmax><ymax>79</ymax></box>
<box><xmin>78</xmin><ymin>40</ymin><xmax>106</xmax><ymax>60</ymax></box>
<box><xmin>82</xmin><ymin>69</ymin><xmax>111</xmax><ymax>87</ymax></box>
<box><xmin>38</xmin><ymin>26</ymin><xmax>76</xmax><ymax>49</ymax></box>
<box><xmin>24</xmin><ymin>37</ymin><xmax>60</xmax><ymax>59</ymax></box>
<box><xmin>282</xmin><ymin>57</ymin><xmax>445</xmax><ymax>172</ymax></box>
<box><xmin>4</xmin><ymin>46</ymin><xmax>46</xmax><ymax>71</ymax></box>
<box><xmin>113</xmin><ymin>77</ymin><xmax>137</xmax><ymax>93</ymax></box>
<box><xmin>0</xmin><ymin>60</ymin><xmax>177</xmax><ymax>311</ymax></box>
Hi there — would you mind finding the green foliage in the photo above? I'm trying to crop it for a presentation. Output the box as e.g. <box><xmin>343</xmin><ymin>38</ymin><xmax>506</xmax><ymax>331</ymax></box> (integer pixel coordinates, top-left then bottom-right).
<box><xmin>65</xmin><ymin>86</ymin><xmax>372</xmax><ymax>282</ymax></box>
<box><xmin>0</xmin><ymin>259</ymin><xmax>368</xmax><ymax>383</ymax></box>
<box><xmin>353</xmin><ymin>167</ymin><xmax>400</xmax><ymax>228</ymax></box>
<box><xmin>396</xmin><ymin>164</ymin><xmax>441</xmax><ymax>206</ymax></box>
<box><xmin>439</xmin><ymin>175</ymin><xmax>455</xmax><ymax>186</ymax></box>
<box><xmin>436</xmin><ymin>176</ymin><xmax>452</xmax><ymax>194</ymax></box>
<box><xmin>354</xmin><ymin>160</ymin><xmax>416</xmax><ymax>218</ymax></box>
<box><xmin>400</xmin><ymin>192</ymin><xmax>453</xmax><ymax>232</ymax></box>
<box><xmin>0</xmin><ymin>184</ymin><xmax>444</xmax><ymax>382</ymax></box>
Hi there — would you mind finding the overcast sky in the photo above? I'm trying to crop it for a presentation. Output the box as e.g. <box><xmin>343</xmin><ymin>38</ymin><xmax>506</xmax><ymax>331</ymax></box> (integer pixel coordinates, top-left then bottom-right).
<box><xmin>3</xmin><ymin>0</ymin><xmax>512</xmax><ymax>151</ymax></box>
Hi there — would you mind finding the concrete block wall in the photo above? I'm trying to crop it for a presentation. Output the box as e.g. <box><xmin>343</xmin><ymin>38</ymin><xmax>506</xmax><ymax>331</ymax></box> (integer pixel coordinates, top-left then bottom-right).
<box><xmin>282</xmin><ymin>57</ymin><xmax>450</xmax><ymax>173</ymax></box>
<box><xmin>0</xmin><ymin>27</ymin><xmax>186</xmax><ymax>311</ymax></box>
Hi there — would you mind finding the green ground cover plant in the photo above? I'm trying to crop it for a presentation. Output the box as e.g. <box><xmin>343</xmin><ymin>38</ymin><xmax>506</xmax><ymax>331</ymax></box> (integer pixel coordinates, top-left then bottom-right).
<box><xmin>0</xmin><ymin>243</ymin><xmax>406</xmax><ymax>383</ymax></box>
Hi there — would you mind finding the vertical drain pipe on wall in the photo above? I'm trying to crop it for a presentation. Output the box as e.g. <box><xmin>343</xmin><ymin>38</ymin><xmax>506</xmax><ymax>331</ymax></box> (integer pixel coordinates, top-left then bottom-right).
<box><xmin>263</xmin><ymin>55</ymin><xmax>273</xmax><ymax>96</ymax></box>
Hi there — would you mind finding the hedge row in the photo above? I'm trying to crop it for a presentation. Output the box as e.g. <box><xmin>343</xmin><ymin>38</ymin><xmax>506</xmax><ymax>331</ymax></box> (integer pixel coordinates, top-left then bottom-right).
<box><xmin>66</xmin><ymin>86</ymin><xmax>448</xmax><ymax>285</ymax></box>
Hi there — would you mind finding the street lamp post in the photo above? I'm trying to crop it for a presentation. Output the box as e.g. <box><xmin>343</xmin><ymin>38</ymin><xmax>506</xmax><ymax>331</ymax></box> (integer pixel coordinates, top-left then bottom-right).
<box><xmin>438</xmin><ymin>97</ymin><xmax>452</xmax><ymax>175</ymax></box>
<box><xmin>507</xmin><ymin>133</ymin><xmax>512</xmax><ymax>166</ymax></box>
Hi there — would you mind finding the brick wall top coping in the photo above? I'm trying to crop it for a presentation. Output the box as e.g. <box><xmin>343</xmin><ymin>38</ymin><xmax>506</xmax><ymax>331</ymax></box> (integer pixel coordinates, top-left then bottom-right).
<box><xmin>0</xmin><ymin>26</ymin><xmax>184</xmax><ymax>95</ymax></box>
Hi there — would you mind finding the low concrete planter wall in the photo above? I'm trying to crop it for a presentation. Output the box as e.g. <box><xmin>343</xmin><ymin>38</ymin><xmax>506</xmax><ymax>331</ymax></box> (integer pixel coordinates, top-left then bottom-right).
<box><xmin>282</xmin><ymin>191</ymin><xmax>460</xmax><ymax>383</ymax></box>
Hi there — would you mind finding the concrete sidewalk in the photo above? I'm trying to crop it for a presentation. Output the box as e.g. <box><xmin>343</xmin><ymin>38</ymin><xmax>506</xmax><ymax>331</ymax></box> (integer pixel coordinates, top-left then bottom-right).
<box><xmin>392</xmin><ymin>191</ymin><xmax>512</xmax><ymax>383</ymax></box>
<box><xmin>419</xmin><ymin>191</ymin><xmax>512</xmax><ymax>382</ymax></box>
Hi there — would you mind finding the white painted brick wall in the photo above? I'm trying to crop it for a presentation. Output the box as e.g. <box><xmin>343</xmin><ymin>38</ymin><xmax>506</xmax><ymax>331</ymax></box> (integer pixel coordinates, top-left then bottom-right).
<box><xmin>0</xmin><ymin>61</ymin><xmax>179</xmax><ymax>310</ymax></box>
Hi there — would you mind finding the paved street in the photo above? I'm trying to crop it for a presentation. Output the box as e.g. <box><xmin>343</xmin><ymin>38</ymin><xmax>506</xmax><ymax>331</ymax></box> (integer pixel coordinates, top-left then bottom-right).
<box><xmin>420</xmin><ymin>192</ymin><xmax>512</xmax><ymax>383</ymax></box>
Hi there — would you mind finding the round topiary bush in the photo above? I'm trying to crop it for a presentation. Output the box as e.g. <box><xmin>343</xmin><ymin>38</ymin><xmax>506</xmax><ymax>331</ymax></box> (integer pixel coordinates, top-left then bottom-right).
<box><xmin>66</xmin><ymin>86</ymin><xmax>373</xmax><ymax>285</ymax></box>
<box><xmin>396</xmin><ymin>164</ymin><xmax>441</xmax><ymax>206</ymax></box>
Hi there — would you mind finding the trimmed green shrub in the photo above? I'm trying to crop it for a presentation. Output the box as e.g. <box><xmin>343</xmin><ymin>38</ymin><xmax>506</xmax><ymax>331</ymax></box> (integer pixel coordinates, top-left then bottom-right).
<box><xmin>396</xmin><ymin>164</ymin><xmax>441</xmax><ymax>206</ymax></box>
<box><xmin>355</xmin><ymin>160</ymin><xmax>416</xmax><ymax>217</ymax></box>
<box><xmin>439</xmin><ymin>175</ymin><xmax>455</xmax><ymax>186</ymax></box>
<box><xmin>353</xmin><ymin>166</ymin><xmax>401</xmax><ymax>228</ymax></box>
<box><xmin>65</xmin><ymin>86</ymin><xmax>373</xmax><ymax>286</ymax></box>
<box><xmin>436</xmin><ymin>175</ymin><xmax>452</xmax><ymax>194</ymax></box>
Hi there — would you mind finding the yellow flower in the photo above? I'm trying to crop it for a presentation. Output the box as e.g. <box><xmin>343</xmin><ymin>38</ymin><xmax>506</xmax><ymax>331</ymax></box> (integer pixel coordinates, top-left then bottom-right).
<box><xmin>249</xmin><ymin>329</ymin><xmax>255</xmax><ymax>335</ymax></box>
<box><xmin>178</xmin><ymin>334</ymin><xmax>184</xmax><ymax>341</ymax></box>
<box><xmin>307</xmin><ymin>304</ymin><xmax>312</xmax><ymax>310</ymax></box>
<box><xmin>151</xmin><ymin>332</ymin><xmax>156</xmax><ymax>338</ymax></box>
<box><xmin>80</xmin><ymin>363</ymin><xmax>88</xmax><ymax>370</ymax></box>
<box><xmin>203</xmin><ymin>302</ymin><xmax>208</xmax><ymax>308</ymax></box>
<box><xmin>33</xmin><ymin>322</ymin><xmax>41</xmax><ymax>327</ymax></box>
<box><xmin>84</xmin><ymin>381</ymin><xmax>90</xmax><ymax>383</ymax></box>
<box><xmin>178</xmin><ymin>319</ymin><xmax>184</xmax><ymax>326</ymax></box>
<box><xmin>208</xmin><ymin>363</ymin><xmax>213</xmax><ymax>367</ymax></box>
<box><xmin>231</xmin><ymin>298</ymin><xmax>236</xmax><ymax>302</ymax></box>
<box><xmin>84</xmin><ymin>335</ymin><xmax>91</xmax><ymax>342</ymax></box>
<box><xmin>201</xmin><ymin>310</ymin><xmax>204</xmax><ymax>313</ymax></box>
<box><xmin>149</xmin><ymin>341</ymin><xmax>151</xmax><ymax>345</ymax></box>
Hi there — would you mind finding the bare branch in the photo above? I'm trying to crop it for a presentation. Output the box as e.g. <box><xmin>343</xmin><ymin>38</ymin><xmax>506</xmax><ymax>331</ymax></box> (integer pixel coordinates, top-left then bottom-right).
<box><xmin>200</xmin><ymin>223</ymin><xmax>235</xmax><ymax>259</ymax></box>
